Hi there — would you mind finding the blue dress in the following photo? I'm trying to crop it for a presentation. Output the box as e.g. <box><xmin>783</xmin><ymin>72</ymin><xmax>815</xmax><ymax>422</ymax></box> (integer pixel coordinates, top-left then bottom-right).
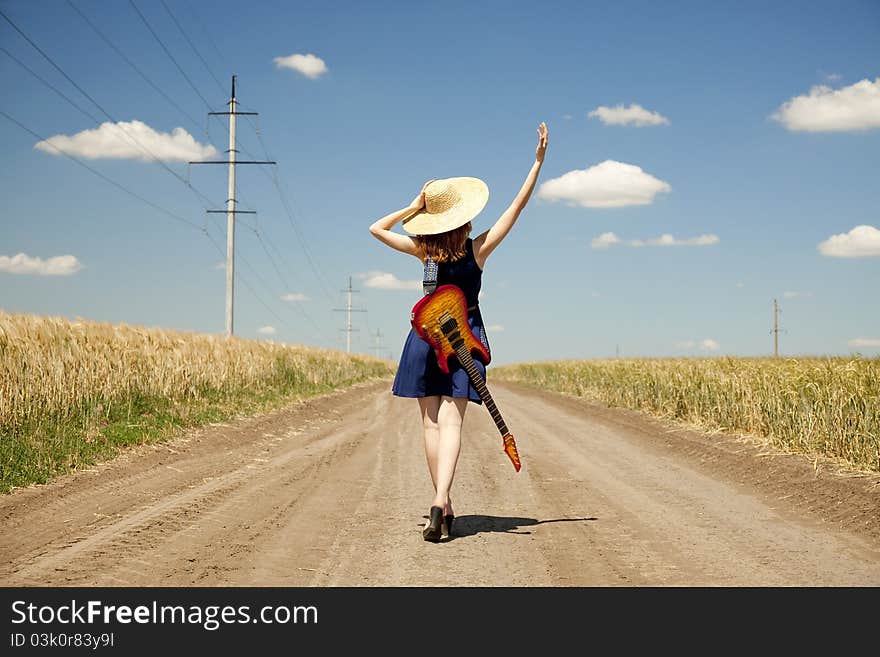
<box><xmin>392</xmin><ymin>238</ymin><xmax>490</xmax><ymax>404</ymax></box>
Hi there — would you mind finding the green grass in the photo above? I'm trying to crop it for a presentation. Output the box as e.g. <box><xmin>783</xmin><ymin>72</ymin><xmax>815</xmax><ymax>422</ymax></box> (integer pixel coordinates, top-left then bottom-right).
<box><xmin>0</xmin><ymin>375</ymin><xmax>385</xmax><ymax>494</ymax></box>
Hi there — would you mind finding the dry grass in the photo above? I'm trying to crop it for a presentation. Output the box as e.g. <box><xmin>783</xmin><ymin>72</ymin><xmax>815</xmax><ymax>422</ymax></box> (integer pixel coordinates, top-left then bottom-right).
<box><xmin>0</xmin><ymin>311</ymin><xmax>394</xmax><ymax>491</ymax></box>
<box><xmin>493</xmin><ymin>357</ymin><xmax>880</xmax><ymax>473</ymax></box>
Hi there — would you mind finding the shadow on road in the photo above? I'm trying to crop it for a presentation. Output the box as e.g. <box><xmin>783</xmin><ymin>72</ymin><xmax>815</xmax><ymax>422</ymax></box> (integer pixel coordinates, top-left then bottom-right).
<box><xmin>443</xmin><ymin>515</ymin><xmax>597</xmax><ymax>541</ymax></box>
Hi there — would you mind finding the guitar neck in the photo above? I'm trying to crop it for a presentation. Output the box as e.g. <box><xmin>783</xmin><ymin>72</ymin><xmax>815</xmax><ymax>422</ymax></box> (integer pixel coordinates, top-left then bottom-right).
<box><xmin>454</xmin><ymin>344</ymin><xmax>509</xmax><ymax>437</ymax></box>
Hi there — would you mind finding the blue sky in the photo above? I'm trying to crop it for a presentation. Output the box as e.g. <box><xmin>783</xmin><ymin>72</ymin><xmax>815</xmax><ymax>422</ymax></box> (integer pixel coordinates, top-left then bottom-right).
<box><xmin>1</xmin><ymin>0</ymin><xmax>878</xmax><ymax>364</ymax></box>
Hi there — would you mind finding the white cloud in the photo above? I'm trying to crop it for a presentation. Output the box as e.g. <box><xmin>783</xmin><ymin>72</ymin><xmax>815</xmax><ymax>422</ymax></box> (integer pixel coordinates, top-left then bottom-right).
<box><xmin>676</xmin><ymin>338</ymin><xmax>720</xmax><ymax>353</ymax></box>
<box><xmin>214</xmin><ymin>261</ymin><xmax>225</xmax><ymax>270</ymax></box>
<box><xmin>591</xmin><ymin>232</ymin><xmax>620</xmax><ymax>249</ymax></box>
<box><xmin>34</xmin><ymin>120</ymin><xmax>217</xmax><ymax>162</ymax></box>
<box><xmin>771</xmin><ymin>78</ymin><xmax>880</xmax><ymax>132</ymax></box>
<box><xmin>539</xmin><ymin>160</ymin><xmax>671</xmax><ymax>209</ymax></box>
<box><xmin>823</xmin><ymin>72</ymin><xmax>842</xmax><ymax>82</ymax></box>
<box><xmin>484</xmin><ymin>324</ymin><xmax>504</xmax><ymax>332</ymax></box>
<box><xmin>280</xmin><ymin>293</ymin><xmax>309</xmax><ymax>302</ymax></box>
<box><xmin>588</xmin><ymin>103</ymin><xmax>670</xmax><ymax>127</ymax></box>
<box><xmin>849</xmin><ymin>338</ymin><xmax>880</xmax><ymax>348</ymax></box>
<box><xmin>356</xmin><ymin>271</ymin><xmax>421</xmax><ymax>290</ymax></box>
<box><xmin>562</xmin><ymin>114</ymin><xmax>573</xmax><ymax>120</ymax></box>
<box><xmin>592</xmin><ymin>232</ymin><xmax>719</xmax><ymax>249</ymax></box>
<box><xmin>630</xmin><ymin>234</ymin><xmax>719</xmax><ymax>247</ymax></box>
<box><xmin>817</xmin><ymin>225</ymin><xmax>880</xmax><ymax>258</ymax></box>
<box><xmin>257</xmin><ymin>326</ymin><xmax>276</xmax><ymax>335</ymax></box>
<box><xmin>736</xmin><ymin>282</ymin><xmax>745</xmax><ymax>288</ymax></box>
<box><xmin>783</xmin><ymin>291</ymin><xmax>813</xmax><ymax>298</ymax></box>
<box><xmin>273</xmin><ymin>53</ymin><xmax>328</xmax><ymax>79</ymax></box>
<box><xmin>699</xmin><ymin>339</ymin><xmax>720</xmax><ymax>352</ymax></box>
<box><xmin>0</xmin><ymin>253</ymin><xmax>82</xmax><ymax>276</ymax></box>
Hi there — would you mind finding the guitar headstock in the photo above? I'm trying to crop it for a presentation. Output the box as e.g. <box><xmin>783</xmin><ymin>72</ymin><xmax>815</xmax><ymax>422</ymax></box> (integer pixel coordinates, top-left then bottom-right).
<box><xmin>502</xmin><ymin>433</ymin><xmax>521</xmax><ymax>472</ymax></box>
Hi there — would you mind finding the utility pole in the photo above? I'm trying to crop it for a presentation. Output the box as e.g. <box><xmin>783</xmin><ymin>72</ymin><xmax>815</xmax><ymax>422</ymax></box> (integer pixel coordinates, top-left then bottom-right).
<box><xmin>773</xmin><ymin>298</ymin><xmax>780</xmax><ymax>357</ymax></box>
<box><xmin>372</xmin><ymin>329</ymin><xmax>386</xmax><ymax>359</ymax></box>
<box><xmin>334</xmin><ymin>277</ymin><xmax>366</xmax><ymax>353</ymax></box>
<box><xmin>189</xmin><ymin>75</ymin><xmax>275</xmax><ymax>337</ymax></box>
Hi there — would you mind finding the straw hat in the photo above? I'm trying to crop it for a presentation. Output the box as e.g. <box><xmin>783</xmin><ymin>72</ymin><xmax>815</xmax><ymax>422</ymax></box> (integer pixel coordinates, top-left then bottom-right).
<box><xmin>401</xmin><ymin>177</ymin><xmax>489</xmax><ymax>236</ymax></box>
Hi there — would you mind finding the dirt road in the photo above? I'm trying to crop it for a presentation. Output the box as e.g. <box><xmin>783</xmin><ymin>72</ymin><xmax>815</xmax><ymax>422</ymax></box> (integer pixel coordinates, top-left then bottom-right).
<box><xmin>2</xmin><ymin>379</ymin><xmax>878</xmax><ymax>586</ymax></box>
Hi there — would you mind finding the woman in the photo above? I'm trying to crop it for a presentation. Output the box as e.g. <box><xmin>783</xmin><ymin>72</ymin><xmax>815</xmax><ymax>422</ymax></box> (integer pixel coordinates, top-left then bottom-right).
<box><xmin>368</xmin><ymin>122</ymin><xmax>548</xmax><ymax>542</ymax></box>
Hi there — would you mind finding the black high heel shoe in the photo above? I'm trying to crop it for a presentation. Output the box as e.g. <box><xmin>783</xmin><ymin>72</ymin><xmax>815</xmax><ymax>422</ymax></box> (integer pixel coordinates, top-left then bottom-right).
<box><xmin>441</xmin><ymin>496</ymin><xmax>454</xmax><ymax>538</ymax></box>
<box><xmin>443</xmin><ymin>512</ymin><xmax>454</xmax><ymax>538</ymax></box>
<box><xmin>443</xmin><ymin>497</ymin><xmax>454</xmax><ymax>538</ymax></box>
<box><xmin>423</xmin><ymin>506</ymin><xmax>444</xmax><ymax>542</ymax></box>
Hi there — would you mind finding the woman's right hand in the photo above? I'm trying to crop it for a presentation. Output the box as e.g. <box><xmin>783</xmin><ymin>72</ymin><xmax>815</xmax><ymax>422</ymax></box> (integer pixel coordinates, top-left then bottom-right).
<box><xmin>535</xmin><ymin>122</ymin><xmax>548</xmax><ymax>163</ymax></box>
<box><xmin>409</xmin><ymin>179</ymin><xmax>435</xmax><ymax>211</ymax></box>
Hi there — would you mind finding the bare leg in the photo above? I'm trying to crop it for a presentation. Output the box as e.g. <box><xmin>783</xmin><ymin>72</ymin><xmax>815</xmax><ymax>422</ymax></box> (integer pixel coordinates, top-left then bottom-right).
<box><xmin>432</xmin><ymin>396</ymin><xmax>467</xmax><ymax>511</ymax></box>
<box><xmin>418</xmin><ymin>397</ymin><xmax>441</xmax><ymax>494</ymax></box>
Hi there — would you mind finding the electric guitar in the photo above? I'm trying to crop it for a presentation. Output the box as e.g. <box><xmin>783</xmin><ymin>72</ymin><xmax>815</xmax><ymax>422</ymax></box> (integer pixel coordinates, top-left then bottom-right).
<box><xmin>411</xmin><ymin>284</ymin><xmax>521</xmax><ymax>472</ymax></box>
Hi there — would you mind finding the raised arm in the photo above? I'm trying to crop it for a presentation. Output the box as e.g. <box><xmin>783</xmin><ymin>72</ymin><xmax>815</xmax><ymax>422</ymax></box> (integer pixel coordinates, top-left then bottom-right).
<box><xmin>368</xmin><ymin>180</ymin><xmax>435</xmax><ymax>258</ymax></box>
<box><xmin>473</xmin><ymin>123</ymin><xmax>548</xmax><ymax>268</ymax></box>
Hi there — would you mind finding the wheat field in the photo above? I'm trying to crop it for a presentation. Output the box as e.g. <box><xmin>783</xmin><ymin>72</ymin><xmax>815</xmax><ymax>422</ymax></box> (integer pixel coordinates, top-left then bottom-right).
<box><xmin>493</xmin><ymin>357</ymin><xmax>880</xmax><ymax>473</ymax></box>
<box><xmin>0</xmin><ymin>311</ymin><xmax>393</xmax><ymax>491</ymax></box>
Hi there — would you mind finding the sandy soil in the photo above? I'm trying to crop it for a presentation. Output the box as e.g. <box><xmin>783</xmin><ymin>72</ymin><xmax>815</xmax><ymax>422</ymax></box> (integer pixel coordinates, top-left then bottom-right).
<box><xmin>1</xmin><ymin>379</ymin><xmax>878</xmax><ymax>586</ymax></box>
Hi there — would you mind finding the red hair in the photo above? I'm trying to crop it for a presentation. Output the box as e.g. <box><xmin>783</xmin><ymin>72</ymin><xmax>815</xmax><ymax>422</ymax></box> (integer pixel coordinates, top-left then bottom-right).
<box><xmin>414</xmin><ymin>222</ymin><xmax>472</xmax><ymax>263</ymax></box>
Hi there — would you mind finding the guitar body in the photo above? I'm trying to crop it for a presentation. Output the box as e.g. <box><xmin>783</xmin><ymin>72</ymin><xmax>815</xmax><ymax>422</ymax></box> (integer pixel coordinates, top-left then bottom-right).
<box><xmin>411</xmin><ymin>284</ymin><xmax>490</xmax><ymax>373</ymax></box>
<box><xmin>410</xmin><ymin>284</ymin><xmax>521</xmax><ymax>472</ymax></box>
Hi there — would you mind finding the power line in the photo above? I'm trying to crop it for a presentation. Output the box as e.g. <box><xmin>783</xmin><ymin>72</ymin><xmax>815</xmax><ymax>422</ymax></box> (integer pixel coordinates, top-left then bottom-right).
<box><xmin>241</xmin><ymin>111</ymin><xmax>336</xmax><ymax>303</ymax></box>
<box><xmin>182</xmin><ymin>0</ymin><xmax>230</xmax><ymax>76</ymax></box>
<box><xmin>66</xmin><ymin>0</ymin><xmax>263</xmax><ymax>198</ymax></box>
<box><xmin>2</xmin><ymin>7</ymin><xmax>323</xmax><ymax>343</ymax></box>
<box><xmin>252</xmin><ymin>214</ymin><xmax>336</xmax><ymax>337</ymax></box>
<box><xmin>0</xmin><ymin>6</ymin><xmax>221</xmax><ymax>209</ymax></box>
<box><xmin>1</xmin><ymin>9</ymin><xmax>109</xmax><ymax>116</ymax></box>
<box><xmin>3</xmin><ymin>108</ymin><xmax>305</xmax><ymax>340</ymax></box>
<box><xmin>204</xmin><ymin>222</ymin><xmax>325</xmax><ymax>343</ymax></box>
<box><xmin>269</xmin><ymin>167</ymin><xmax>337</xmax><ymax>303</ymax></box>
<box><xmin>190</xmin><ymin>77</ymin><xmax>332</xmax><ymax>345</ymax></box>
<box><xmin>3</xmin><ymin>3</ymin><xmax>254</xmax><ymax>215</ymax></box>
<box><xmin>202</xmin><ymin>228</ymin><xmax>298</xmax><ymax>335</ymax></box>
<box><xmin>64</xmin><ymin>0</ymin><xmax>270</xmax><ymax>224</ymax></box>
<box><xmin>66</xmin><ymin>0</ymin><xmax>260</xmax><ymax>170</ymax></box>
<box><xmin>65</xmin><ymin>0</ymin><xmax>205</xmax><ymax>133</ymax></box>
<box><xmin>66</xmin><ymin>0</ymin><xmax>287</xmax><ymax>301</ymax></box>
<box><xmin>258</xmin><ymin>220</ymin><xmax>306</xmax><ymax>287</ymax></box>
<box><xmin>1</xmin><ymin>109</ymin><xmax>202</xmax><ymax>232</ymax></box>
<box><xmin>0</xmin><ymin>46</ymin><xmax>101</xmax><ymax>125</ymax></box>
<box><xmin>159</xmin><ymin>0</ymin><xmax>226</xmax><ymax>97</ymax></box>
<box><xmin>220</xmin><ymin>100</ymin><xmax>335</xmax><ymax>302</ymax></box>
<box><xmin>111</xmin><ymin>3</ymin><xmax>268</xmax><ymax>219</ymax></box>
<box><xmin>217</xmin><ymin>157</ymin><xmax>326</xmax><ymax>322</ymax></box>
<box><xmin>252</xmin><ymin>225</ymin><xmax>294</xmax><ymax>293</ymax></box>
<box><xmin>5</xmin><ymin>25</ymin><xmax>227</xmax><ymax>195</ymax></box>
<box><xmin>134</xmin><ymin>0</ymin><xmax>266</xmax><ymax>177</ymax></box>
<box><xmin>205</xmin><ymin>218</ymin><xmax>274</xmax><ymax>297</ymax></box>
<box><xmin>127</xmin><ymin>0</ymin><xmax>213</xmax><ymax>111</ymax></box>
<box><xmin>252</xmin><ymin>226</ymin><xmax>325</xmax><ymax>335</ymax></box>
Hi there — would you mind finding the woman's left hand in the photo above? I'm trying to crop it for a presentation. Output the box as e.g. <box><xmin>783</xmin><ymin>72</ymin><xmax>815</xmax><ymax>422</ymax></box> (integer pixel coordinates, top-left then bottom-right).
<box><xmin>409</xmin><ymin>179</ymin><xmax>436</xmax><ymax>211</ymax></box>
<box><xmin>535</xmin><ymin>122</ymin><xmax>548</xmax><ymax>163</ymax></box>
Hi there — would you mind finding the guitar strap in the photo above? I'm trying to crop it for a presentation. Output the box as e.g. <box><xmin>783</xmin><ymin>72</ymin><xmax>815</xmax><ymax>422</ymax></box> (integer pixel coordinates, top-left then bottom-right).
<box><xmin>422</xmin><ymin>256</ymin><xmax>438</xmax><ymax>296</ymax></box>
